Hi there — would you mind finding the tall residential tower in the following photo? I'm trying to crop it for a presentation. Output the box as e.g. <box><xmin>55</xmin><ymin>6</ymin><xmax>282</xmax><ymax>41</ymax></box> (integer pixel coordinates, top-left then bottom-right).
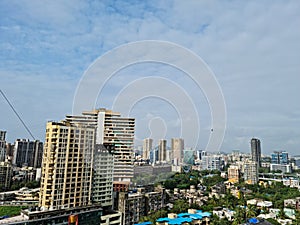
<box><xmin>39</xmin><ymin>108</ymin><xmax>135</xmax><ymax>210</ymax></box>
<box><xmin>158</xmin><ymin>139</ymin><xmax>167</xmax><ymax>162</ymax></box>
<box><xmin>171</xmin><ymin>138</ymin><xmax>184</xmax><ymax>165</ymax></box>
<box><xmin>13</xmin><ymin>139</ymin><xmax>43</xmax><ymax>168</ymax></box>
<box><xmin>142</xmin><ymin>138</ymin><xmax>152</xmax><ymax>160</ymax></box>
<box><xmin>65</xmin><ymin>109</ymin><xmax>135</xmax><ymax>183</ymax></box>
<box><xmin>39</xmin><ymin>121</ymin><xmax>95</xmax><ymax>210</ymax></box>
<box><xmin>251</xmin><ymin>138</ymin><xmax>261</xmax><ymax>167</ymax></box>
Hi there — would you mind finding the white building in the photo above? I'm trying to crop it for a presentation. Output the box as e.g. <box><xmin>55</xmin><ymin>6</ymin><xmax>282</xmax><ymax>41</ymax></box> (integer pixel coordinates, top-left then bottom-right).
<box><xmin>200</xmin><ymin>155</ymin><xmax>221</xmax><ymax>171</ymax></box>
<box><xmin>270</xmin><ymin>163</ymin><xmax>292</xmax><ymax>173</ymax></box>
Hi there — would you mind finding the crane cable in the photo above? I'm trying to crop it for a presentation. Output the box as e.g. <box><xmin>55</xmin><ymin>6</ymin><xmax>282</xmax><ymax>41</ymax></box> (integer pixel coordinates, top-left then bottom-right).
<box><xmin>0</xmin><ymin>89</ymin><xmax>35</xmax><ymax>140</ymax></box>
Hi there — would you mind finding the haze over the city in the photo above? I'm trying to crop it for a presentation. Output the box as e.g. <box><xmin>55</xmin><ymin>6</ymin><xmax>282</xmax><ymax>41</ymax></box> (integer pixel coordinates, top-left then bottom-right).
<box><xmin>0</xmin><ymin>1</ymin><xmax>299</xmax><ymax>155</ymax></box>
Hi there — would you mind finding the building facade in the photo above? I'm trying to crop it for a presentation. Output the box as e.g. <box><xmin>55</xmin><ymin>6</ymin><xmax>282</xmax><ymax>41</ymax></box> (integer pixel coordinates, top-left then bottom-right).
<box><xmin>271</xmin><ymin>151</ymin><xmax>289</xmax><ymax>164</ymax></box>
<box><xmin>39</xmin><ymin>108</ymin><xmax>134</xmax><ymax>211</ymax></box>
<box><xmin>243</xmin><ymin>160</ymin><xmax>258</xmax><ymax>184</ymax></box>
<box><xmin>0</xmin><ymin>130</ymin><xmax>6</xmax><ymax>162</ymax></box>
<box><xmin>92</xmin><ymin>144</ymin><xmax>114</xmax><ymax>207</ymax></box>
<box><xmin>65</xmin><ymin>109</ymin><xmax>135</xmax><ymax>183</ymax></box>
<box><xmin>251</xmin><ymin>138</ymin><xmax>261</xmax><ymax>167</ymax></box>
<box><xmin>158</xmin><ymin>139</ymin><xmax>167</xmax><ymax>162</ymax></box>
<box><xmin>118</xmin><ymin>192</ymin><xmax>145</xmax><ymax>225</ymax></box>
<box><xmin>0</xmin><ymin>160</ymin><xmax>12</xmax><ymax>190</ymax></box>
<box><xmin>228</xmin><ymin>164</ymin><xmax>240</xmax><ymax>183</ymax></box>
<box><xmin>142</xmin><ymin>138</ymin><xmax>152</xmax><ymax>161</ymax></box>
<box><xmin>183</xmin><ymin>149</ymin><xmax>195</xmax><ymax>165</ymax></box>
<box><xmin>39</xmin><ymin>121</ymin><xmax>95</xmax><ymax>210</ymax></box>
<box><xmin>200</xmin><ymin>155</ymin><xmax>221</xmax><ymax>171</ymax></box>
<box><xmin>171</xmin><ymin>138</ymin><xmax>184</xmax><ymax>165</ymax></box>
<box><xmin>13</xmin><ymin>139</ymin><xmax>43</xmax><ymax>168</ymax></box>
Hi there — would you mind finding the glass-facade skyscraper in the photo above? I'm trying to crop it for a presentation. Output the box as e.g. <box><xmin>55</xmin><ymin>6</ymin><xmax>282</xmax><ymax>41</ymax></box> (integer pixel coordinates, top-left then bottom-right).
<box><xmin>271</xmin><ymin>151</ymin><xmax>289</xmax><ymax>165</ymax></box>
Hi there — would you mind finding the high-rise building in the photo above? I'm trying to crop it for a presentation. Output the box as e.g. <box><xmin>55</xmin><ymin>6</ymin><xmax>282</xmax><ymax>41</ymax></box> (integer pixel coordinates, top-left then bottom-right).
<box><xmin>39</xmin><ymin>108</ymin><xmax>134</xmax><ymax>210</ymax></box>
<box><xmin>158</xmin><ymin>139</ymin><xmax>167</xmax><ymax>162</ymax></box>
<box><xmin>39</xmin><ymin>121</ymin><xmax>95</xmax><ymax>210</ymax></box>
<box><xmin>0</xmin><ymin>131</ymin><xmax>5</xmax><ymax>141</ymax></box>
<box><xmin>270</xmin><ymin>151</ymin><xmax>291</xmax><ymax>173</ymax></box>
<box><xmin>271</xmin><ymin>151</ymin><xmax>289</xmax><ymax>164</ymax></box>
<box><xmin>12</xmin><ymin>139</ymin><xmax>43</xmax><ymax>168</ymax></box>
<box><xmin>0</xmin><ymin>130</ymin><xmax>6</xmax><ymax>162</ymax></box>
<box><xmin>92</xmin><ymin>144</ymin><xmax>114</xmax><ymax>207</ymax></box>
<box><xmin>251</xmin><ymin>138</ymin><xmax>261</xmax><ymax>167</ymax></box>
<box><xmin>171</xmin><ymin>138</ymin><xmax>184</xmax><ymax>164</ymax></box>
<box><xmin>143</xmin><ymin>138</ymin><xmax>153</xmax><ymax>160</ymax></box>
<box><xmin>243</xmin><ymin>160</ymin><xmax>258</xmax><ymax>184</ymax></box>
<box><xmin>65</xmin><ymin>108</ymin><xmax>135</xmax><ymax>183</ymax></box>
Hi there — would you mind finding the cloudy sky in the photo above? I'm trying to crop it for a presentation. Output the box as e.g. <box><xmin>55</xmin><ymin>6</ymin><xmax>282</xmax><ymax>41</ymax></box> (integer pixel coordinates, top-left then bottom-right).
<box><xmin>0</xmin><ymin>0</ymin><xmax>299</xmax><ymax>155</ymax></box>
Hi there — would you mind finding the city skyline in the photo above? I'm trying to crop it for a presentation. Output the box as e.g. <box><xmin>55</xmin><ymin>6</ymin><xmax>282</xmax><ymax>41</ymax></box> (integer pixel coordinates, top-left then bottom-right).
<box><xmin>1</xmin><ymin>1</ymin><xmax>300</xmax><ymax>155</ymax></box>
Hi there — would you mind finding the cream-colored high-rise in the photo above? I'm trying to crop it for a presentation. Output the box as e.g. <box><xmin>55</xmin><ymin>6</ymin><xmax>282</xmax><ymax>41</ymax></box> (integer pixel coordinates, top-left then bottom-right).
<box><xmin>142</xmin><ymin>138</ymin><xmax>152</xmax><ymax>160</ymax></box>
<box><xmin>39</xmin><ymin>108</ymin><xmax>135</xmax><ymax>210</ymax></box>
<box><xmin>158</xmin><ymin>139</ymin><xmax>167</xmax><ymax>162</ymax></box>
<box><xmin>39</xmin><ymin>121</ymin><xmax>95</xmax><ymax>210</ymax></box>
<box><xmin>171</xmin><ymin>138</ymin><xmax>184</xmax><ymax>164</ymax></box>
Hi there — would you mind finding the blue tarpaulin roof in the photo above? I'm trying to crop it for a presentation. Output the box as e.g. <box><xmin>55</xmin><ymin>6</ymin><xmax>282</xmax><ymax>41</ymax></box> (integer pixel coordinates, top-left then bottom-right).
<box><xmin>134</xmin><ymin>222</ymin><xmax>153</xmax><ymax>225</ymax></box>
<box><xmin>248</xmin><ymin>218</ymin><xmax>259</xmax><ymax>224</ymax></box>
<box><xmin>155</xmin><ymin>210</ymin><xmax>211</xmax><ymax>224</ymax></box>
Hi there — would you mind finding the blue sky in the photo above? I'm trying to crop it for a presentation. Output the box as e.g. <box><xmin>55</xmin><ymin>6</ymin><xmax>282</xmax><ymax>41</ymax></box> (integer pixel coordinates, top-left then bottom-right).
<box><xmin>0</xmin><ymin>0</ymin><xmax>300</xmax><ymax>155</ymax></box>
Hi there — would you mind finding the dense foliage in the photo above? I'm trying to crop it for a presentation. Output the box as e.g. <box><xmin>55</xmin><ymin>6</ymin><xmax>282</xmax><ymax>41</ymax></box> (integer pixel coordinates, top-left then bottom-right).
<box><xmin>0</xmin><ymin>206</ymin><xmax>27</xmax><ymax>217</ymax></box>
<box><xmin>10</xmin><ymin>180</ymin><xmax>40</xmax><ymax>191</ymax></box>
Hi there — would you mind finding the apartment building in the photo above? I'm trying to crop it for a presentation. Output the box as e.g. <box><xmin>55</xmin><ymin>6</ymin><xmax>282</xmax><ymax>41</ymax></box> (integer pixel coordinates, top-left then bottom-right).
<box><xmin>65</xmin><ymin>108</ymin><xmax>135</xmax><ymax>183</ymax></box>
<box><xmin>39</xmin><ymin>121</ymin><xmax>95</xmax><ymax>210</ymax></box>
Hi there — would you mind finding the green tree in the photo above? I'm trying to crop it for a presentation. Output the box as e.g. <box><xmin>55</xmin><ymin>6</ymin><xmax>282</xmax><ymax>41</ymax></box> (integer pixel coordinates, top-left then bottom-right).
<box><xmin>232</xmin><ymin>207</ymin><xmax>246</xmax><ymax>225</ymax></box>
<box><xmin>266</xmin><ymin>218</ymin><xmax>281</xmax><ymax>225</ymax></box>
<box><xmin>278</xmin><ymin>208</ymin><xmax>286</xmax><ymax>219</ymax></box>
<box><xmin>164</xmin><ymin>179</ymin><xmax>177</xmax><ymax>189</ymax></box>
<box><xmin>211</xmin><ymin>214</ymin><xmax>231</xmax><ymax>225</ymax></box>
<box><xmin>171</xmin><ymin>200</ymin><xmax>189</xmax><ymax>214</ymax></box>
<box><xmin>246</xmin><ymin>204</ymin><xmax>257</xmax><ymax>218</ymax></box>
<box><xmin>0</xmin><ymin>206</ymin><xmax>27</xmax><ymax>217</ymax></box>
<box><xmin>292</xmin><ymin>210</ymin><xmax>300</xmax><ymax>225</ymax></box>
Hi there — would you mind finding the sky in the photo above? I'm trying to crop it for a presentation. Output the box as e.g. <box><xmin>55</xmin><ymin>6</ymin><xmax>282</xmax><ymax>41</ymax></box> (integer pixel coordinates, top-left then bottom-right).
<box><xmin>0</xmin><ymin>0</ymin><xmax>300</xmax><ymax>156</ymax></box>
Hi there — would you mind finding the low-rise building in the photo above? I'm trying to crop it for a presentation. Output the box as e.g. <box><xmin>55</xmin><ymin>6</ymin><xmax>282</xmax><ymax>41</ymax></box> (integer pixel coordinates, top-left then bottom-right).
<box><xmin>155</xmin><ymin>209</ymin><xmax>211</xmax><ymax>225</ymax></box>
<box><xmin>101</xmin><ymin>210</ymin><xmax>122</xmax><ymax>225</ymax></box>
<box><xmin>213</xmin><ymin>207</ymin><xmax>235</xmax><ymax>221</ymax></box>
<box><xmin>15</xmin><ymin>187</ymin><xmax>39</xmax><ymax>202</ymax></box>
<box><xmin>284</xmin><ymin>197</ymin><xmax>300</xmax><ymax>209</ymax></box>
<box><xmin>283</xmin><ymin>178</ymin><xmax>300</xmax><ymax>189</ymax></box>
<box><xmin>171</xmin><ymin>185</ymin><xmax>206</xmax><ymax>207</ymax></box>
<box><xmin>270</xmin><ymin>163</ymin><xmax>292</xmax><ymax>173</ymax></box>
<box><xmin>117</xmin><ymin>187</ymin><xmax>166</xmax><ymax>225</ymax></box>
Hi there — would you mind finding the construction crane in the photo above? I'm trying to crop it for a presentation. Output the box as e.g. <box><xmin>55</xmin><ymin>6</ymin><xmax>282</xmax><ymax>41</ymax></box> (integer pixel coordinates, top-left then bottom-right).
<box><xmin>0</xmin><ymin>89</ymin><xmax>35</xmax><ymax>140</ymax></box>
